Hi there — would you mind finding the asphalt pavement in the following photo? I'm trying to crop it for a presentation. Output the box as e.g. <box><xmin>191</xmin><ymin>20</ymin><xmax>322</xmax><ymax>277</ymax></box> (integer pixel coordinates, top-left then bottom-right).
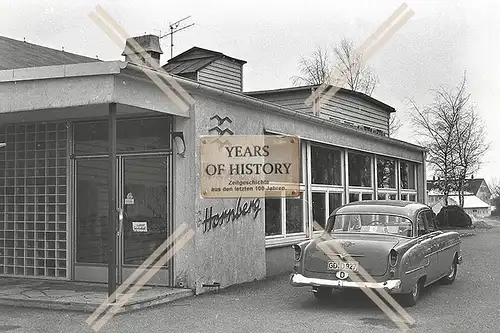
<box><xmin>1</xmin><ymin>221</ymin><xmax>500</xmax><ymax>333</ymax></box>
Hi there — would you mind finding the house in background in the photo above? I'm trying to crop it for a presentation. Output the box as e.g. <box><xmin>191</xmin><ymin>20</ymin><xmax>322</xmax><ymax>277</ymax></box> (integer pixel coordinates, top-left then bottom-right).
<box><xmin>427</xmin><ymin>178</ymin><xmax>493</xmax><ymax>218</ymax></box>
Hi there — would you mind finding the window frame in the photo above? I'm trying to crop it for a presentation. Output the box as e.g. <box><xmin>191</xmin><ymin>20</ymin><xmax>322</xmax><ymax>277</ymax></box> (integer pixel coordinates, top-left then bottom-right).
<box><xmin>265</xmin><ymin>137</ymin><xmax>307</xmax><ymax>245</ymax></box>
<box><xmin>347</xmin><ymin>151</ymin><xmax>373</xmax><ymax>188</ymax></box>
<box><xmin>310</xmin><ymin>144</ymin><xmax>343</xmax><ymax>186</ymax></box>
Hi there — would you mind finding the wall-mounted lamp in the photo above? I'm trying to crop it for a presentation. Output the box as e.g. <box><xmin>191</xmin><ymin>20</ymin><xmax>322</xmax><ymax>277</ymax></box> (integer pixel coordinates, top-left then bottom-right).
<box><xmin>172</xmin><ymin>132</ymin><xmax>186</xmax><ymax>157</ymax></box>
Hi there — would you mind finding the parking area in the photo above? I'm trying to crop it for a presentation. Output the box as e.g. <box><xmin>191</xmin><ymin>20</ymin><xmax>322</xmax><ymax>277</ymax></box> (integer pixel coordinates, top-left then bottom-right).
<box><xmin>0</xmin><ymin>224</ymin><xmax>499</xmax><ymax>333</ymax></box>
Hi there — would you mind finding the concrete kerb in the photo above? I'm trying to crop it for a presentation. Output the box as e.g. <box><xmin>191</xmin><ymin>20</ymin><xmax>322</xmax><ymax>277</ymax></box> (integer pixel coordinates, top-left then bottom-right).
<box><xmin>0</xmin><ymin>289</ymin><xmax>194</xmax><ymax>314</ymax></box>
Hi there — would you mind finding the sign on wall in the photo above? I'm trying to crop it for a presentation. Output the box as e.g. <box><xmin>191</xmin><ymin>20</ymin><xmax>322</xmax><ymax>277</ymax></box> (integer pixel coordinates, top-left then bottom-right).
<box><xmin>199</xmin><ymin>197</ymin><xmax>262</xmax><ymax>233</ymax></box>
<box><xmin>200</xmin><ymin>135</ymin><xmax>300</xmax><ymax>198</ymax></box>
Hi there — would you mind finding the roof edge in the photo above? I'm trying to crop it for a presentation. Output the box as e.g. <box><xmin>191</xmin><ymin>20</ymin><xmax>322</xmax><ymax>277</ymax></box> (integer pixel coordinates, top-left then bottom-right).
<box><xmin>246</xmin><ymin>84</ymin><xmax>396</xmax><ymax>113</ymax></box>
<box><xmin>124</xmin><ymin>63</ymin><xmax>425</xmax><ymax>153</ymax></box>
<box><xmin>0</xmin><ymin>60</ymin><xmax>126</xmax><ymax>83</ymax></box>
<box><xmin>168</xmin><ymin>46</ymin><xmax>247</xmax><ymax>65</ymax></box>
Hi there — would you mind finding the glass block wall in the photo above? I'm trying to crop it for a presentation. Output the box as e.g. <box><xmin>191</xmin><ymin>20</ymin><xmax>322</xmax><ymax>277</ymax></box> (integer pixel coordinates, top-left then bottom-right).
<box><xmin>0</xmin><ymin>122</ymin><xmax>68</xmax><ymax>278</ymax></box>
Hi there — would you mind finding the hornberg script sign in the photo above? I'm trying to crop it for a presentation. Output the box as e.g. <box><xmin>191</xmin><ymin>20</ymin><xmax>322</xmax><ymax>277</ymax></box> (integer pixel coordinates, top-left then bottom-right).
<box><xmin>200</xmin><ymin>135</ymin><xmax>300</xmax><ymax>198</ymax></box>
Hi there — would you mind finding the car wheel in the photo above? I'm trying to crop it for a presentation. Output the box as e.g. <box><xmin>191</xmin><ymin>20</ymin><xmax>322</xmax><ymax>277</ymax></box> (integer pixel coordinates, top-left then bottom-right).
<box><xmin>440</xmin><ymin>256</ymin><xmax>458</xmax><ymax>285</ymax></box>
<box><xmin>313</xmin><ymin>287</ymin><xmax>332</xmax><ymax>301</ymax></box>
<box><xmin>399</xmin><ymin>280</ymin><xmax>421</xmax><ymax>307</ymax></box>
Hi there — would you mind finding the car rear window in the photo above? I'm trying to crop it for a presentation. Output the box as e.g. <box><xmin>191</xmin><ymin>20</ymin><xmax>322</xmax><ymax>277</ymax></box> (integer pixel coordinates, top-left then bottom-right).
<box><xmin>330</xmin><ymin>214</ymin><xmax>413</xmax><ymax>237</ymax></box>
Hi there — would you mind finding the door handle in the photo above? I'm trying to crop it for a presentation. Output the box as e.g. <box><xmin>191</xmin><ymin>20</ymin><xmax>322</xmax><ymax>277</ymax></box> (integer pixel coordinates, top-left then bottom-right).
<box><xmin>117</xmin><ymin>208</ymin><xmax>124</xmax><ymax>236</ymax></box>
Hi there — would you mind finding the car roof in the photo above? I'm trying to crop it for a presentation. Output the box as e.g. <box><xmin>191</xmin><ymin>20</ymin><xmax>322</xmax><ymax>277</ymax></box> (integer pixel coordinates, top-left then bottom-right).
<box><xmin>331</xmin><ymin>200</ymin><xmax>429</xmax><ymax>219</ymax></box>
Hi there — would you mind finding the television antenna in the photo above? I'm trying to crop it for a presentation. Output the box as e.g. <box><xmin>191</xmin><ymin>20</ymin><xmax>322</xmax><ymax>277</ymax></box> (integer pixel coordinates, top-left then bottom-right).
<box><xmin>160</xmin><ymin>16</ymin><xmax>195</xmax><ymax>59</ymax></box>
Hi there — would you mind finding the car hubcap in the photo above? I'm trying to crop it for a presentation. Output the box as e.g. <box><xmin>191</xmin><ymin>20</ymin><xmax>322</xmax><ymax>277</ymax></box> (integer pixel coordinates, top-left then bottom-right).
<box><xmin>412</xmin><ymin>283</ymin><xmax>419</xmax><ymax>298</ymax></box>
<box><xmin>448</xmin><ymin>262</ymin><xmax>456</xmax><ymax>278</ymax></box>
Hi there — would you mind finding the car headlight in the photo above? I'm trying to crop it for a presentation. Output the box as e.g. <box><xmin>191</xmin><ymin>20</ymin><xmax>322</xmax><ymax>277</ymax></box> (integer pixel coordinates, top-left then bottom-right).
<box><xmin>292</xmin><ymin>244</ymin><xmax>302</xmax><ymax>261</ymax></box>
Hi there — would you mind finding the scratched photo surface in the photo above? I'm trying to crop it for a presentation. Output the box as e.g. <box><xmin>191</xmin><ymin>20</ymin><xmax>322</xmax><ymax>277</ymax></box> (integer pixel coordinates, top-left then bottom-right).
<box><xmin>1</xmin><ymin>1</ymin><xmax>500</xmax><ymax>333</ymax></box>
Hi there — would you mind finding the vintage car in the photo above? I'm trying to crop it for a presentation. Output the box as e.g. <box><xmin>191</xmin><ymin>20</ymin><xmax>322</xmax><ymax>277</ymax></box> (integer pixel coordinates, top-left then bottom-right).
<box><xmin>290</xmin><ymin>200</ymin><xmax>463</xmax><ymax>307</ymax></box>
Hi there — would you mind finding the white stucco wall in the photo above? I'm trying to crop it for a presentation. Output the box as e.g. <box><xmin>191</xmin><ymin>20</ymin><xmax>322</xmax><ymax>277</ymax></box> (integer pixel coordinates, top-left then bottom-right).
<box><xmin>185</xmin><ymin>92</ymin><xmax>426</xmax><ymax>295</ymax></box>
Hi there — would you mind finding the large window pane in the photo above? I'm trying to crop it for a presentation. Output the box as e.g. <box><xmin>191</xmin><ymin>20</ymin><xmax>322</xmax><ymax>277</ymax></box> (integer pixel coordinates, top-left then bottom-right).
<box><xmin>377</xmin><ymin>157</ymin><xmax>396</xmax><ymax>188</ymax></box>
<box><xmin>286</xmin><ymin>193</ymin><xmax>304</xmax><ymax>234</ymax></box>
<box><xmin>74</xmin><ymin>117</ymin><xmax>172</xmax><ymax>155</ymax></box>
<box><xmin>329</xmin><ymin>193</ymin><xmax>343</xmax><ymax>214</ymax></box>
<box><xmin>400</xmin><ymin>161</ymin><xmax>416</xmax><ymax>189</ymax></box>
<box><xmin>123</xmin><ymin>157</ymin><xmax>168</xmax><ymax>265</ymax></box>
<box><xmin>312</xmin><ymin>193</ymin><xmax>326</xmax><ymax>229</ymax></box>
<box><xmin>265</xmin><ymin>198</ymin><xmax>281</xmax><ymax>236</ymax></box>
<box><xmin>348</xmin><ymin>152</ymin><xmax>372</xmax><ymax>187</ymax></box>
<box><xmin>76</xmin><ymin>159</ymin><xmax>109</xmax><ymax>264</ymax></box>
<box><xmin>311</xmin><ymin>146</ymin><xmax>342</xmax><ymax>185</ymax></box>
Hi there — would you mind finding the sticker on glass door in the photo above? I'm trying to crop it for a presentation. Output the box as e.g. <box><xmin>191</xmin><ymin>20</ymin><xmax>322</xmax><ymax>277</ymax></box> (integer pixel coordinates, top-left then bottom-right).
<box><xmin>132</xmin><ymin>221</ymin><xmax>148</xmax><ymax>232</ymax></box>
<box><xmin>125</xmin><ymin>192</ymin><xmax>135</xmax><ymax>205</ymax></box>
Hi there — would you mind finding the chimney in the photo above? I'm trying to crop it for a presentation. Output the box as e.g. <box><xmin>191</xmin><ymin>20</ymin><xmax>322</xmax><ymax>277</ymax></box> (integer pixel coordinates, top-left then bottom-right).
<box><xmin>121</xmin><ymin>34</ymin><xmax>163</xmax><ymax>67</ymax></box>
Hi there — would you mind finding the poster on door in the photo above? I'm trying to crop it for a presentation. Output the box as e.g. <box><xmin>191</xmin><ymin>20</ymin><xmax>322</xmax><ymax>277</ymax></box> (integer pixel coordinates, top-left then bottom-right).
<box><xmin>132</xmin><ymin>221</ymin><xmax>148</xmax><ymax>232</ymax></box>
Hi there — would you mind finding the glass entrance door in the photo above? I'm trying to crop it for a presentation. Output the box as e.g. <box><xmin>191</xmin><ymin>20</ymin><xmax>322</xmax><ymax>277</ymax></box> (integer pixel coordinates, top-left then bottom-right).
<box><xmin>119</xmin><ymin>156</ymin><xmax>171</xmax><ymax>286</ymax></box>
<box><xmin>74</xmin><ymin>155</ymin><xmax>172</xmax><ymax>286</ymax></box>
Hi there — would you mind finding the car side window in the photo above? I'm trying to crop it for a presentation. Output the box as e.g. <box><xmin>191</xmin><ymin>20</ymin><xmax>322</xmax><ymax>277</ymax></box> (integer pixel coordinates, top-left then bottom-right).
<box><xmin>417</xmin><ymin>212</ymin><xmax>427</xmax><ymax>236</ymax></box>
<box><xmin>425</xmin><ymin>210</ymin><xmax>437</xmax><ymax>232</ymax></box>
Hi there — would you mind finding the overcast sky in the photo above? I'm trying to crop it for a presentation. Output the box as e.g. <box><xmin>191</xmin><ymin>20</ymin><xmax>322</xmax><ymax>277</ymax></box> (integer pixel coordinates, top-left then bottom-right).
<box><xmin>2</xmin><ymin>0</ymin><xmax>499</xmax><ymax>185</ymax></box>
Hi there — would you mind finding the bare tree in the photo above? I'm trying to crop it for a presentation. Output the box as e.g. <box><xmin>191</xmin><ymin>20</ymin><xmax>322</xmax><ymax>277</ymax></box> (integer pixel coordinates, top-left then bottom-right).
<box><xmin>292</xmin><ymin>37</ymin><xmax>379</xmax><ymax>96</ymax></box>
<box><xmin>388</xmin><ymin>113</ymin><xmax>403</xmax><ymax>137</ymax></box>
<box><xmin>490</xmin><ymin>178</ymin><xmax>500</xmax><ymax>216</ymax></box>
<box><xmin>409</xmin><ymin>72</ymin><xmax>489</xmax><ymax>206</ymax></box>
<box><xmin>292</xmin><ymin>46</ymin><xmax>332</xmax><ymax>86</ymax></box>
<box><xmin>330</xmin><ymin>37</ymin><xmax>379</xmax><ymax>96</ymax></box>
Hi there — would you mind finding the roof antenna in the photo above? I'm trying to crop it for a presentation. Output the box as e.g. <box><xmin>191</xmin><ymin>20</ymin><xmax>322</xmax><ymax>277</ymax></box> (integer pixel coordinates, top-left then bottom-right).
<box><xmin>23</xmin><ymin>37</ymin><xmax>26</xmax><ymax>42</ymax></box>
<box><xmin>96</xmin><ymin>55</ymin><xmax>99</xmax><ymax>59</ymax></box>
<box><xmin>62</xmin><ymin>46</ymin><xmax>65</xmax><ymax>52</ymax></box>
<box><xmin>159</xmin><ymin>15</ymin><xmax>195</xmax><ymax>59</ymax></box>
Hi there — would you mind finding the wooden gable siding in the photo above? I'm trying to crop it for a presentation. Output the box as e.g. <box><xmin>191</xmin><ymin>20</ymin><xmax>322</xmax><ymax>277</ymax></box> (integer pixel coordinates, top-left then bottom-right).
<box><xmin>319</xmin><ymin>92</ymin><xmax>389</xmax><ymax>133</ymax></box>
<box><xmin>198</xmin><ymin>58</ymin><xmax>243</xmax><ymax>92</ymax></box>
<box><xmin>247</xmin><ymin>90</ymin><xmax>313</xmax><ymax>113</ymax></box>
<box><xmin>248</xmin><ymin>89</ymin><xmax>390</xmax><ymax>133</ymax></box>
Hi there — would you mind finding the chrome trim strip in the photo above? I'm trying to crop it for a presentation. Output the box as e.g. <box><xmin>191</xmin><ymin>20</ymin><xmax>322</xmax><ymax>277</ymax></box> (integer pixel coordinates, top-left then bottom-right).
<box><xmin>425</xmin><ymin>242</ymin><xmax>461</xmax><ymax>258</ymax></box>
<box><xmin>405</xmin><ymin>265</ymin><xmax>425</xmax><ymax>275</ymax></box>
<box><xmin>290</xmin><ymin>273</ymin><xmax>401</xmax><ymax>292</ymax></box>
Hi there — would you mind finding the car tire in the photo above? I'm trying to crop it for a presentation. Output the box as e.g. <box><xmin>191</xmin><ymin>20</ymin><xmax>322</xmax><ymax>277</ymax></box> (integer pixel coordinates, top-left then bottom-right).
<box><xmin>399</xmin><ymin>280</ymin><xmax>421</xmax><ymax>307</ymax></box>
<box><xmin>313</xmin><ymin>287</ymin><xmax>332</xmax><ymax>301</ymax></box>
<box><xmin>440</xmin><ymin>256</ymin><xmax>458</xmax><ymax>285</ymax></box>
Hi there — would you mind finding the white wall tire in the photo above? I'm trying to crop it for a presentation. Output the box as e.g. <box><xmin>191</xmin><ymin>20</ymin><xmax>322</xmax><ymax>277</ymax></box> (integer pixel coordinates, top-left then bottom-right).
<box><xmin>440</xmin><ymin>256</ymin><xmax>458</xmax><ymax>285</ymax></box>
<box><xmin>399</xmin><ymin>280</ymin><xmax>421</xmax><ymax>307</ymax></box>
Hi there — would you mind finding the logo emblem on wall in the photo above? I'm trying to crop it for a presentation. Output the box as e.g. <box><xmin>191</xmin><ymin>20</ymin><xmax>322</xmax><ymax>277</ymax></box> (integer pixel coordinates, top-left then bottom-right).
<box><xmin>209</xmin><ymin>115</ymin><xmax>234</xmax><ymax>135</ymax></box>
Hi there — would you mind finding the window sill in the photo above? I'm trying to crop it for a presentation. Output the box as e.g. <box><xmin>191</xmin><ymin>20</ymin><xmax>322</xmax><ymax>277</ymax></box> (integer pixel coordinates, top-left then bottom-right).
<box><xmin>265</xmin><ymin>235</ymin><xmax>308</xmax><ymax>249</ymax></box>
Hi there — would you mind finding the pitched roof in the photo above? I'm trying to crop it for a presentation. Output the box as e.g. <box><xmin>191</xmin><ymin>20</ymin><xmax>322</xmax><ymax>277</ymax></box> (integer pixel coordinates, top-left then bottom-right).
<box><xmin>427</xmin><ymin>178</ymin><xmax>486</xmax><ymax>195</ymax></box>
<box><xmin>447</xmin><ymin>195</ymin><xmax>490</xmax><ymax>209</ymax></box>
<box><xmin>162</xmin><ymin>46</ymin><xmax>246</xmax><ymax>75</ymax></box>
<box><xmin>0</xmin><ymin>35</ymin><xmax>100</xmax><ymax>70</ymax></box>
<box><xmin>462</xmin><ymin>178</ymin><xmax>485</xmax><ymax>195</ymax></box>
<box><xmin>245</xmin><ymin>84</ymin><xmax>396</xmax><ymax>114</ymax></box>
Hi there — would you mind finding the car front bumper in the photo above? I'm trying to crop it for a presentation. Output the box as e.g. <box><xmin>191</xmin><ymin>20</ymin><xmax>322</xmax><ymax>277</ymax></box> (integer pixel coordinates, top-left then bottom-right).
<box><xmin>290</xmin><ymin>273</ymin><xmax>402</xmax><ymax>293</ymax></box>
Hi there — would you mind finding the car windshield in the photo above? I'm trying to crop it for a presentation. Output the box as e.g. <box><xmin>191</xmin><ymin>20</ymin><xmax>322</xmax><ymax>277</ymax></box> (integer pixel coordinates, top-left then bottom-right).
<box><xmin>330</xmin><ymin>213</ymin><xmax>413</xmax><ymax>237</ymax></box>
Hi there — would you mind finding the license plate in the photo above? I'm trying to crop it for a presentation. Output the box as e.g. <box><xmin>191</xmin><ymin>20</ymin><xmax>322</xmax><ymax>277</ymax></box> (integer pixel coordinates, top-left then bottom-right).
<box><xmin>327</xmin><ymin>261</ymin><xmax>358</xmax><ymax>271</ymax></box>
